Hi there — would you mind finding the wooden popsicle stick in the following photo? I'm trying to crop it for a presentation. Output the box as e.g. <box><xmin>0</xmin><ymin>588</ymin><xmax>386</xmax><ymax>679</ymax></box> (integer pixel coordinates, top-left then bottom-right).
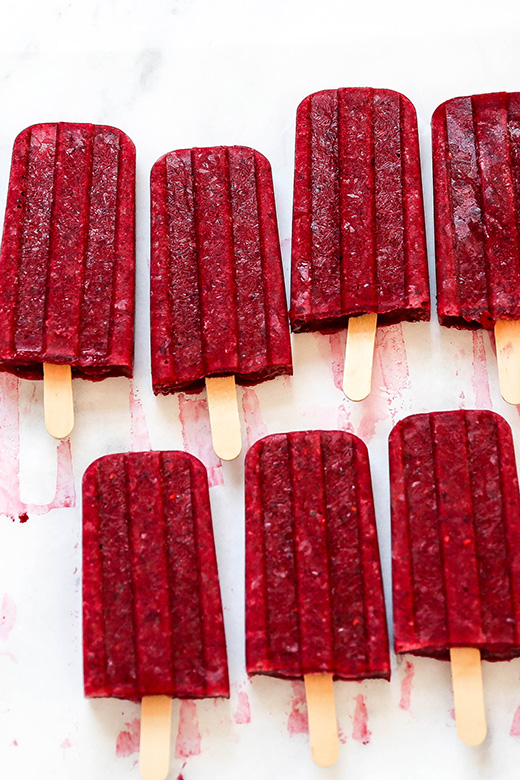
<box><xmin>205</xmin><ymin>375</ymin><xmax>242</xmax><ymax>461</ymax></box>
<box><xmin>139</xmin><ymin>695</ymin><xmax>172</xmax><ymax>780</ymax></box>
<box><xmin>43</xmin><ymin>363</ymin><xmax>74</xmax><ymax>439</ymax></box>
<box><xmin>343</xmin><ymin>312</ymin><xmax>377</xmax><ymax>401</ymax></box>
<box><xmin>304</xmin><ymin>673</ymin><xmax>339</xmax><ymax>767</ymax></box>
<box><xmin>450</xmin><ymin>647</ymin><xmax>487</xmax><ymax>746</ymax></box>
<box><xmin>495</xmin><ymin>319</ymin><xmax>520</xmax><ymax>404</ymax></box>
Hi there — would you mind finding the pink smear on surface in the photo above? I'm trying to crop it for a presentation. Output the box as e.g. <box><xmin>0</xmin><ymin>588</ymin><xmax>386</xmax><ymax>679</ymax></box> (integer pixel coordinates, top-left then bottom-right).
<box><xmin>0</xmin><ymin>595</ymin><xmax>16</xmax><ymax>641</ymax></box>
<box><xmin>242</xmin><ymin>388</ymin><xmax>268</xmax><ymax>449</ymax></box>
<box><xmin>329</xmin><ymin>331</ymin><xmax>347</xmax><ymax>391</ymax></box>
<box><xmin>337</xmin><ymin>402</ymin><xmax>354</xmax><ymax>433</ymax></box>
<box><xmin>352</xmin><ymin>695</ymin><xmax>371</xmax><ymax>744</ymax></box>
<box><xmin>115</xmin><ymin>719</ymin><xmax>140</xmax><ymax>758</ymax></box>
<box><xmin>129</xmin><ymin>384</ymin><xmax>152</xmax><ymax>451</ymax></box>
<box><xmin>178</xmin><ymin>394</ymin><xmax>224</xmax><ymax>487</ymax></box>
<box><xmin>0</xmin><ymin>375</ymin><xmax>75</xmax><ymax>519</ymax></box>
<box><xmin>314</xmin><ymin>330</ymin><xmax>347</xmax><ymax>391</ymax></box>
<box><xmin>233</xmin><ymin>685</ymin><xmax>252</xmax><ymax>725</ymax></box>
<box><xmin>399</xmin><ymin>661</ymin><xmax>415</xmax><ymax>711</ymax></box>
<box><xmin>510</xmin><ymin>706</ymin><xmax>520</xmax><ymax>737</ymax></box>
<box><xmin>338</xmin><ymin>727</ymin><xmax>347</xmax><ymax>744</ymax></box>
<box><xmin>287</xmin><ymin>681</ymin><xmax>308</xmax><ymax>735</ymax></box>
<box><xmin>471</xmin><ymin>331</ymin><xmax>492</xmax><ymax>408</ymax></box>
<box><xmin>357</xmin><ymin>324</ymin><xmax>410</xmax><ymax>442</ymax></box>
<box><xmin>175</xmin><ymin>701</ymin><xmax>201</xmax><ymax>758</ymax></box>
<box><xmin>60</xmin><ymin>738</ymin><xmax>72</xmax><ymax>758</ymax></box>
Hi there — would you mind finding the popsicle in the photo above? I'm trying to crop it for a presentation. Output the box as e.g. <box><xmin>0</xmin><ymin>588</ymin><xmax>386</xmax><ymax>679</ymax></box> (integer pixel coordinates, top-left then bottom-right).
<box><xmin>150</xmin><ymin>145</ymin><xmax>292</xmax><ymax>460</ymax></box>
<box><xmin>83</xmin><ymin>450</ymin><xmax>229</xmax><ymax>779</ymax></box>
<box><xmin>290</xmin><ymin>87</ymin><xmax>430</xmax><ymax>400</ymax></box>
<box><xmin>245</xmin><ymin>430</ymin><xmax>390</xmax><ymax>766</ymax></box>
<box><xmin>0</xmin><ymin>122</ymin><xmax>136</xmax><ymax>437</ymax></box>
<box><xmin>432</xmin><ymin>92</ymin><xmax>520</xmax><ymax>403</ymax></box>
<box><xmin>390</xmin><ymin>409</ymin><xmax>520</xmax><ymax>744</ymax></box>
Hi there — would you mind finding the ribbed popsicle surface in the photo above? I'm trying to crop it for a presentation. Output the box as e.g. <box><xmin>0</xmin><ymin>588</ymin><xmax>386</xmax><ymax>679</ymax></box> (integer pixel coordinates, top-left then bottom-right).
<box><xmin>83</xmin><ymin>451</ymin><xmax>229</xmax><ymax>700</ymax></box>
<box><xmin>246</xmin><ymin>430</ymin><xmax>390</xmax><ymax>680</ymax></box>
<box><xmin>390</xmin><ymin>410</ymin><xmax>520</xmax><ymax>660</ymax></box>
<box><xmin>290</xmin><ymin>88</ymin><xmax>430</xmax><ymax>332</ymax></box>
<box><xmin>433</xmin><ymin>93</ymin><xmax>520</xmax><ymax>328</ymax></box>
<box><xmin>0</xmin><ymin>123</ymin><xmax>135</xmax><ymax>378</ymax></box>
<box><xmin>150</xmin><ymin>146</ymin><xmax>292</xmax><ymax>394</ymax></box>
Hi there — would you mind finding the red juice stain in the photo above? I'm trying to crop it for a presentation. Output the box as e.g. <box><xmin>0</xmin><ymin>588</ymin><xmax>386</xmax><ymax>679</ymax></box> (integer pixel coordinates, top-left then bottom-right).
<box><xmin>328</xmin><ymin>331</ymin><xmax>347</xmax><ymax>391</ymax></box>
<box><xmin>115</xmin><ymin>718</ymin><xmax>140</xmax><ymax>758</ymax></box>
<box><xmin>242</xmin><ymin>388</ymin><xmax>268</xmax><ymax>449</ymax></box>
<box><xmin>175</xmin><ymin>701</ymin><xmax>201</xmax><ymax>758</ymax></box>
<box><xmin>337</xmin><ymin>401</ymin><xmax>354</xmax><ymax>433</ymax></box>
<box><xmin>233</xmin><ymin>685</ymin><xmax>252</xmax><ymax>725</ymax></box>
<box><xmin>178</xmin><ymin>394</ymin><xmax>224</xmax><ymax>487</ymax></box>
<box><xmin>399</xmin><ymin>661</ymin><xmax>415</xmax><ymax>711</ymax></box>
<box><xmin>0</xmin><ymin>375</ymin><xmax>75</xmax><ymax>518</ymax></box>
<box><xmin>510</xmin><ymin>705</ymin><xmax>520</xmax><ymax>737</ymax></box>
<box><xmin>287</xmin><ymin>681</ymin><xmax>308</xmax><ymax>735</ymax></box>
<box><xmin>0</xmin><ymin>594</ymin><xmax>17</xmax><ymax>641</ymax></box>
<box><xmin>129</xmin><ymin>383</ymin><xmax>152</xmax><ymax>451</ymax></box>
<box><xmin>357</xmin><ymin>325</ymin><xmax>411</xmax><ymax>442</ymax></box>
<box><xmin>471</xmin><ymin>331</ymin><xmax>492</xmax><ymax>408</ymax></box>
<box><xmin>352</xmin><ymin>695</ymin><xmax>371</xmax><ymax>744</ymax></box>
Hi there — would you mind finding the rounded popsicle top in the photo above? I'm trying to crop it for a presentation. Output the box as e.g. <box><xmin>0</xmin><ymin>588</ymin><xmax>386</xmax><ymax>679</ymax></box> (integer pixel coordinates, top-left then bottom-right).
<box><xmin>82</xmin><ymin>448</ymin><xmax>209</xmax><ymax>495</ymax></box>
<box><xmin>151</xmin><ymin>143</ymin><xmax>274</xmax><ymax>177</ymax></box>
<box><xmin>431</xmin><ymin>91</ymin><xmax>520</xmax><ymax>126</ymax></box>
<box><xmin>295</xmin><ymin>86</ymin><xmax>420</xmax><ymax>120</ymax></box>
<box><xmin>245</xmin><ymin>428</ymin><xmax>371</xmax><ymax>468</ymax></box>
<box><xmin>12</xmin><ymin>121</ymin><xmax>136</xmax><ymax>153</ymax></box>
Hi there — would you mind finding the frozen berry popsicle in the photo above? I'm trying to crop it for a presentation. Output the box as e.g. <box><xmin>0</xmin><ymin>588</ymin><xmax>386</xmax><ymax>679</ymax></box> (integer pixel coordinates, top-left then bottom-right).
<box><xmin>291</xmin><ymin>88</ymin><xmax>430</xmax><ymax>400</ymax></box>
<box><xmin>433</xmin><ymin>92</ymin><xmax>520</xmax><ymax>403</ymax></box>
<box><xmin>246</xmin><ymin>430</ymin><xmax>389</xmax><ymax>766</ymax></box>
<box><xmin>390</xmin><ymin>410</ymin><xmax>520</xmax><ymax>744</ymax></box>
<box><xmin>83</xmin><ymin>450</ymin><xmax>229</xmax><ymax>777</ymax></box>
<box><xmin>0</xmin><ymin>122</ymin><xmax>136</xmax><ymax>437</ymax></box>
<box><xmin>151</xmin><ymin>145</ymin><xmax>292</xmax><ymax>460</ymax></box>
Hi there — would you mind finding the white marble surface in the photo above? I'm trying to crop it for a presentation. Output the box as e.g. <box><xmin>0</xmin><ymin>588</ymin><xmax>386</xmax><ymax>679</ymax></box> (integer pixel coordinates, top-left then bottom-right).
<box><xmin>1</xmin><ymin>0</ymin><xmax>520</xmax><ymax>778</ymax></box>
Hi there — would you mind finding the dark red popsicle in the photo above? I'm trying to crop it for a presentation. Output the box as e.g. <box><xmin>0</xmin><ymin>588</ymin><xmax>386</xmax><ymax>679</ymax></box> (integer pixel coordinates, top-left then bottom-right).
<box><xmin>246</xmin><ymin>430</ymin><xmax>390</xmax><ymax>680</ymax></box>
<box><xmin>83</xmin><ymin>450</ymin><xmax>229</xmax><ymax>701</ymax></box>
<box><xmin>291</xmin><ymin>87</ymin><xmax>430</xmax><ymax>332</ymax></box>
<box><xmin>150</xmin><ymin>145</ymin><xmax>292</xmax><ymax>394</ymax></box>
<box><xmin>390</xmin><ymin>410</ymin><xmax>520</xmax><ymax>661</ymax></box>
<box><xmin>433</xmin><ymin>92</ymin><xmax>520</xmax><ymax>329</ymax></box>
<box><xmin>0</xmin><ymin>122</ymin><xmax>135</xmax><ymax>379</ymax></box>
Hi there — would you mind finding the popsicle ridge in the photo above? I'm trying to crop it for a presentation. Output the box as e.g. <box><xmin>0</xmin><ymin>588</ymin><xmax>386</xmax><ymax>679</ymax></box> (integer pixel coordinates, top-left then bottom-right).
<box><xmin>151</xmin><ymin>145</ymin><xmax>292</xmax><ymax>395</ymax></box>
<box><xmin>245</xmin><ymin>430</ymin><xmax>390</xmax><ymax>680</ymax></box>
<box><xmin>83</xmin><ymin>451</ymin><xmax>229</xmax><ymax>700</ymax></box>
<box><xmin>391</xmin><ymin>410</ymin><xmax>520</xmax><ymax>660</ymax></box>
<box><xmin>0</xmin><ymin>122</ymin><xmax>135</xmax><ymax>379</ymax></box>
<box><xmin>434</xmin><ymin>92</ymin><xmax>520</xmax><ymax>329</ymax></box>
<box><xmin>290</xmin><ymin>87</ymin><xmax>429</xmax><ymax>332</ymax></box>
